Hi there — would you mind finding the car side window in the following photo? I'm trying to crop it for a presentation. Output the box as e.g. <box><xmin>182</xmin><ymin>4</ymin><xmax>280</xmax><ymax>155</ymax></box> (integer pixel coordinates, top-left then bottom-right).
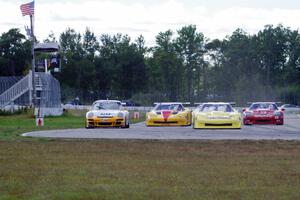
<box><xmin>177</xmin><ymin>105</ymin><xmax>184</xmax><ymax>111</ymax></box>
<box><xmin>226</xmin><ymin>105</ymin><xmax>233</xmax><ymax>112</ymax></box>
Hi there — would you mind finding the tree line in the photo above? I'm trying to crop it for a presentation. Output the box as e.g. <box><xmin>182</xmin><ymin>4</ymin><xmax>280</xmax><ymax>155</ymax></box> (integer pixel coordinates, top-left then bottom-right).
<box><xmin>0</xmin><ymin>24</ymin><xmax>299</xmax><ymax>105</ymax></box>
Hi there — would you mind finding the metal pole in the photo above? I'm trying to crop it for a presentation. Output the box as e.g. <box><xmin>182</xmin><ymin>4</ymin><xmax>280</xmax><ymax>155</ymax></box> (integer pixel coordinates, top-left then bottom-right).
<box><xmin>30</xmin><ymin>15</ymin><xmax>36</xmax><ymax>109</ymax></box>
<box><xmin>45</xmin><ymin>59</ymin><xmax>48</xmax><ymax>73</ymax></box>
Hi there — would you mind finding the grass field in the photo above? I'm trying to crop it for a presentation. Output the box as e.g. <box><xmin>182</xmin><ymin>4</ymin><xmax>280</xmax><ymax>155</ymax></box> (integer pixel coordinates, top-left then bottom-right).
<box><xmin>1</xmin><ymin>111</ymin><xmax>300</xmax><ymax>199</ymax></box>
<box><xmin>1</xmin><ymin>140</ymin><xmax>300</xmax><ymax>200</ymax></box>
<box><xmin>0</xmin><ymin>112</ymin><xmax>83</xmax><ymax>140</ymax></box>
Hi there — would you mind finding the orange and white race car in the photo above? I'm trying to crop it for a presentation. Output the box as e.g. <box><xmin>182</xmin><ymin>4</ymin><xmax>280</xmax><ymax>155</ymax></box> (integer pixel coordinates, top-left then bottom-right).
<box><xmin>85</xmin><ymin>100</ymin><xmax>129</xmax><ymax>128</ymax></box>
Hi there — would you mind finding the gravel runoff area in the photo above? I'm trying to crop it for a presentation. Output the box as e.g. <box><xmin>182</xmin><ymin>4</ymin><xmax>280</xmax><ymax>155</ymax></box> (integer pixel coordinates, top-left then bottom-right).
<box><xmin>23</xmin><ymin>114</ymin><xmax>300</xmax><ymax>140</ymax></box>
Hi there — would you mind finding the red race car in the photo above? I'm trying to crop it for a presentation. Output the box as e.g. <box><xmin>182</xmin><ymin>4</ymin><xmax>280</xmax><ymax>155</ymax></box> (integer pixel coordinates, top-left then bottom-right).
<box><xmin>243</xmin><ymin>102</ymin><xmax>284</xmax><ymax>125</ymax></box>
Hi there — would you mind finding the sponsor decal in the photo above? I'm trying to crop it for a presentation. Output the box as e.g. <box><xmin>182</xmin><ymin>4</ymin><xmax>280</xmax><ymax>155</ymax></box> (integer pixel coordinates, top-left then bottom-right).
<box><xmin>162</xmin><ymin>111</ymin><xmax>172</xmax><ymax>122</ymax></box>
<box><xmin>99</xmin><ymin>113</ymin><xmax>112</xmax><ymax>116</ymax></box>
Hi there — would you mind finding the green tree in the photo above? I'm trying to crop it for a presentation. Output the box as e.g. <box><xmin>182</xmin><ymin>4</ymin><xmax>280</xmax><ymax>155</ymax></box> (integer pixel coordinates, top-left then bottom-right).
<box><xmin>44</xmin><ymin>31</ymin><xmax>57</xmax><ymax>43</ymax></box>
<box><xmin>256</xmin><ymin>25</ymin><xmax>289</xmax><ymax>95</ymax></box>
<box><xmin>0</xmin><ymin>28</ymin><xmax>31</xmax><ymax>76</ymax></box>
<box><xmin>60</xmin><ymin>28</ymin><xmax>83</xmax><ymax>60</ymax></box>
<box><xmin>59</xmin><ymin>28</ymin><xmax>95</xmax><ymax>100</ymax></box>
<box><xmin>148</xmin><ymin>30</ymin><xmax>184</xmax><ymax>101</ymax></box>
<box><xmin>97</xmin><ymin>34</ymin><xmax>147</xmax><ymax>99</ymax></box>
<box><xmin>206</xmin><ymin>29</ymin><xmax>265</xmax><ymax>104</ymax></box>
<box><xmin>175</xmin><ymin>25</ymin><xmax>206</xmax><ymax>103</ymax></box>
<box><xmin>82</xmin><ymin>28</ymin><xmax>99</xmax><ymax>60</ymax></box>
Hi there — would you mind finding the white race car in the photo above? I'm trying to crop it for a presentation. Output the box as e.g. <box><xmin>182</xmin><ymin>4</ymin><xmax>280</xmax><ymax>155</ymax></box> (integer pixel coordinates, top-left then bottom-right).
<box><xmin>85</xmin><ymin>100</ymin><xmax>129</xmax><ymax>128</ymax></box>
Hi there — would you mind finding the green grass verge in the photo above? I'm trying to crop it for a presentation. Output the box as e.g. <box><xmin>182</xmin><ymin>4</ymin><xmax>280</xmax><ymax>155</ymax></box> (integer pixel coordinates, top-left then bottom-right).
<box><xmin>0</xmin><ymin>140</ymin><xmax>300</xmax><ymax>200</ymax></box>
<box><xmin>0</xmin><ymin>110</ymin><xmax>145</xmax><ymax>140</ymax></box>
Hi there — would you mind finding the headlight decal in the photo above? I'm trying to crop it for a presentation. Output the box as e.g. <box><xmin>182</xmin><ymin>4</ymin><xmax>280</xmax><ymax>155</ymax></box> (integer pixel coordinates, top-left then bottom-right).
<box><xmin>244</xmin><ymin>111</ymin><xmax>253</xmax><ymax>116</ymax></box>
<box><xmin>87</xmin><ymin>112</ymin><xmax>94</xmax><ymax>118</ymax></box>
<box><xmin>117</xmin><ymin>112</ymin><xmax>124</xmax><ymax>118</ymax></box>
<box><xmin>274</xmin><ymin>111</ymin><xmax>282</xmax><ymax>116</ymax></box>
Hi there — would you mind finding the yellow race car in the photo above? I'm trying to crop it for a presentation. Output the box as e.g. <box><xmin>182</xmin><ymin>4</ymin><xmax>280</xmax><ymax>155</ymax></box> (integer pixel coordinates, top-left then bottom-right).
<box><xmin>192</xmin><ymin>102</ymin><xmax>242</xmax><ymax>129</ymax></box>
<box><xmin>85</xmin><ymin>100</ymin><xmax>129</xmax><ymax>128</ymax></box>
<box><xmin>146</xmin><ymin>102</ymin><xmax>192</xmax><ymax>126</ymax></box>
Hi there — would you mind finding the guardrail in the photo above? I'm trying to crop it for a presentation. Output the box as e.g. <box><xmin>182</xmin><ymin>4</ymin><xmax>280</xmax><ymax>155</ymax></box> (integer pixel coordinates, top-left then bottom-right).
<box><xmin>282</xmin><ymin>108</ymin><xmax>300</xmax><ymax>114</ymax></box>
<box><xmin>62</xmin><ymin>105</ymin><xmax>153</xmax><ymax>111</ymax></box>
<box><xmin>61</xmin><ymin>105</ymin><xmax>300</xmax><ymax>114</ymax></box>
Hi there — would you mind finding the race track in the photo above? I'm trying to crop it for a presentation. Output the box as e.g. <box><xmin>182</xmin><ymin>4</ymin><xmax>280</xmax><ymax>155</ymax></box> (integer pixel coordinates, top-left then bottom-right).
<box><xmin>23</xmin><ymin>114</ymin><xmax>300</xmax><ymax>140</ymax></box>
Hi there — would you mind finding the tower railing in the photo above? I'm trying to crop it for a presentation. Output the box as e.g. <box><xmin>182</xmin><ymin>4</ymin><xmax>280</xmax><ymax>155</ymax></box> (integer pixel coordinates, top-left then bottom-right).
<box><xmin>0</xmin><ymin>72</ymin><xmax>32</xmax><ymax>109</ymax></box>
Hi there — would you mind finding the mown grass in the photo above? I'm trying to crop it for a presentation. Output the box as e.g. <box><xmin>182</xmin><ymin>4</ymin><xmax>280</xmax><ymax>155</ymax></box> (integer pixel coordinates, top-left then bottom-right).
<box><xmin>0</xmin><ymin>109</ymin><xmax>145</xmax><ymax>140</ymax></box>
<box><xmin>0</xmin><ymin>140</ymin><xmax>300</xmax><ymax>199</ymax></box>
<box><xmin>1</xmin><ymin>111</ymin><xmax>300</xmax><ymax>199</ymax></box>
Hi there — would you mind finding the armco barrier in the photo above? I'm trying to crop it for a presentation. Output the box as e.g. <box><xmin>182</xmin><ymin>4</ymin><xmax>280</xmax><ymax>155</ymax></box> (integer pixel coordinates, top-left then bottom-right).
<box><xmin>62</xmin><ymin>105</ymin><xmax>300</xmax><ymax>114</ymax></box>
<box><xmin>62</xmin><ymin>105</ymin><xmax>153</xmax><ymax>112</ymax></box>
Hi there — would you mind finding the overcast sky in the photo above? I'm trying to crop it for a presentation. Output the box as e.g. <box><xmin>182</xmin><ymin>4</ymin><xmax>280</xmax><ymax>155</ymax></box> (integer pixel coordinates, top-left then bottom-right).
<box><xmin>1</xmin><ymin>0</ymin><xmax>300</xmax><ymax>46</ymax></box>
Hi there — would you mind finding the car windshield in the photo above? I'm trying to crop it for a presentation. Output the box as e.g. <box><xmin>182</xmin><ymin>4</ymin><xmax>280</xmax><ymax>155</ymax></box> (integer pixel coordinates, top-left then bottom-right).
<box><xmin>155</xmin><ymin>104</ymin><xmax>183</xmax><ymax>111</ymax></box>
<box><xmin>200</xmin><ymin>104</ymin><xmax>233</xmax><ymax>112</ymax></box>
<box><xmin>92</xmin><ymin>101</ymin><xmax>121</xmax><ymax>110</ymax></box>
<box><xmin>249</xmin><ymin>103</ymin><xmax>278</xmax><ymax>110</ymax></box>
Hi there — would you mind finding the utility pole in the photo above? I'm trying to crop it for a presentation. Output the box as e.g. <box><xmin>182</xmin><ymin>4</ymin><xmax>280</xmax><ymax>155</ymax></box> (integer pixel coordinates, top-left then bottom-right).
<box><xmin>30</xmin><ymin>15</ymin><xmax>36</xmax><ymax>108</ymax></box>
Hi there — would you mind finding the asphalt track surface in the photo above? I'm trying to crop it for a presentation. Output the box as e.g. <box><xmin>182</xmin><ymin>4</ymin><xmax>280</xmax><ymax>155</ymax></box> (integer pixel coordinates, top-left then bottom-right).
<box><xmin>23</xmin><ymin>114</ymin><xmax>300</xmax><ymax>140</ymax></box>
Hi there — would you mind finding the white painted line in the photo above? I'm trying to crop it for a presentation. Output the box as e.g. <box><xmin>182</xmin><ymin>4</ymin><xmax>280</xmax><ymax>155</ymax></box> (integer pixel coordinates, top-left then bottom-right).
<box><xmin>21</xmin><ymin>132</ymin><xmax>31</xmax><ymax>137</ymax></box>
